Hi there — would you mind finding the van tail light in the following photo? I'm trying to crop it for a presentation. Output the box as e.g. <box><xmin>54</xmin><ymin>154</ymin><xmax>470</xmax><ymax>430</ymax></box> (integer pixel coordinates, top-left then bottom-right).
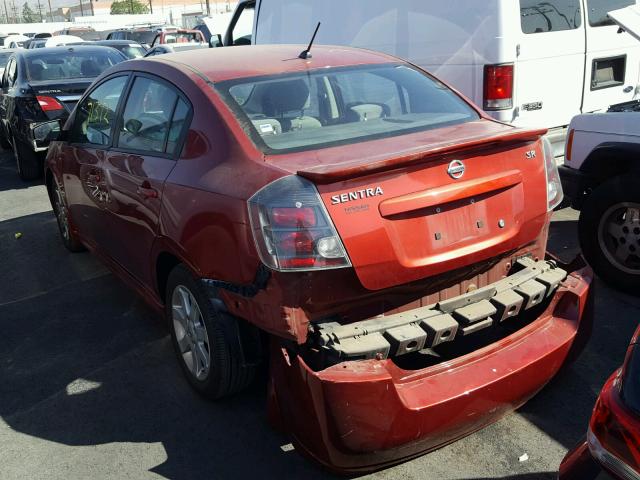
<box><xmin>248</xmin><ymin>175</ymin><xmax>351</xmax><ymax>271</ymax></box>
<box><xmin>566</xmin><ymin>128</ymin><xmax>575</xmax><ymax>163</ymax></box>
<box><xmin>542</xmin><ymin>137</ymin><xmax>563</xmax><ymax>211</ymax></box>
<box><xmin>484</xmin><ymin>64</ymin><xmax>514</xmax><ymax>110</ymax></box>
<box><xmin>36</xmin><ymin>96</ymin><xmax>64</xmax><ymax>112</ymax></box>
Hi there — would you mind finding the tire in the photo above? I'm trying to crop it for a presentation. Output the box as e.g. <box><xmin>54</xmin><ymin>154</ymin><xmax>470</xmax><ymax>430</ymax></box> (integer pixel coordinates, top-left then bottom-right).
<box><xmin>12</xmin><ymin>133</ymin><xmax>41</xmax><ymax>181</ymax></box>
<box><xmin>51</xmin><ymin>179</ymin><xmax>84</xmax><ymax>252</ymax></box>
<box><xmin>166</xmin><ymin>265</ymin><xmax>256</xmax><ymax>399</ymax></box>
<box><xmin>578</xmin><ymin>175</ymin><xmax>640</xmax><ymax>293</ymax></box>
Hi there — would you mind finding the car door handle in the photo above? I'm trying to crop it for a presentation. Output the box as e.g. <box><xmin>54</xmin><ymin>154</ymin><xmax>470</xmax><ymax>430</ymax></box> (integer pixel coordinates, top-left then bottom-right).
<box><xmin>624</xmin><ymin>86</ymin><xmax>634</xmax><ymax>93</ymax></box>
<box><xmin>137</xmin><ymin>181</ymin><xmax>158</xmax><ymax>199</ymax></box>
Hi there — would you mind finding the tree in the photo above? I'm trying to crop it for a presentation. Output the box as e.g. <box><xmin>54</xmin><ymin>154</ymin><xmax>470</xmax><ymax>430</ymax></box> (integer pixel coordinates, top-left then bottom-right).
<box><xmin>110</xmin><ymin>0</ymin><xmax>149</xmax><ymax>14</ymax></box>
<box><xmin>22</xmin><ymin>2</ymin><xmax>36</xmax><ymax>22</ymax></box>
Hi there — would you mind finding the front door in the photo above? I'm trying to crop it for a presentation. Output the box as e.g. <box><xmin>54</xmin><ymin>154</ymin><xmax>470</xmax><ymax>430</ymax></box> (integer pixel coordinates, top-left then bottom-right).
<box><xmin>62</xmin><ymin>75</ymin><xmax>129</xmax><ymax>248</ymax></box>
<box><xmin>101</xmin><ymin>74</ymin><xmax>190</xmax><ymax>286</ymax></box>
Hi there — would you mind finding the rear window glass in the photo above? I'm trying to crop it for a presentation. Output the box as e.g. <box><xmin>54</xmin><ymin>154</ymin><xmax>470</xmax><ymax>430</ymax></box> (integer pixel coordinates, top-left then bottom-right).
<box><xmin>520</xmin><ymin>0</ymin><xmax>582</xmax><ymax>33</ymax></box>
<box><xmin>131</xmin><ymin>31</ymin><xmax>157</xmax><ymax>45</ymax></box>
<box><xmin>217</xmin><ymin>64</ymin><xmax>479</xmax><ymax>154</ymax></box>
<box><xmin>26</xmin><ymin>50</ymin><xmax>124</xmax><ymax>81</ymax></box>
<box><xmin>587</xmin><ymin>0</ymin><xmax>635</xmax><ymax>27</ymax></box>
<box><xmin>163</xmin><ymin>32</ymin><xmax>202</xmax><ymax>44</ymax></box>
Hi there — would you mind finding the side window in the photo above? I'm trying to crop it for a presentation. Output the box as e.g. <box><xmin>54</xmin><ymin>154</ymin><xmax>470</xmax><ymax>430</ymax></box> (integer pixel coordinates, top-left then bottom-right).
<box><xmin>69</xmin><ymin>76</ymin><xmax>128</xmax><ymax>145</ymax></box>
<box><xmin>116</xmin><ymin>76</ymin><xmax>181</xmax><ymax>154</ymax></box>
<box><xmin>231</xmin><ymin>4</ymin><xmax>255</xmax><ymax>45</ymax></box>
<box><xmin>166</xmin><ymin>98</ymin><xmax>190</xmax><ymax>156</ymax></box>
<box><xmin>587</xmin><ymin>0</ymin><xmax>635</xmax><ymax>26</ymax></box>
<box><xmin>520</xmin><ymin>0</ymin><xmax>582</xmax><ymax>33</ymax></box>
<box><xmin>6</xmin><ymin>59</ymin><xmax>17</xmax><ymax>87</ymax></box>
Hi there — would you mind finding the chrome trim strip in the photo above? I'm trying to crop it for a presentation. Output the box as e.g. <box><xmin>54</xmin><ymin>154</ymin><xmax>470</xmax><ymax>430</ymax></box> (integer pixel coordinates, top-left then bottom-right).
<box><xmin>57</xmin><ymin>95</ymin><xmax>81</xmax><ymax>102</ymax></box>
<box><xmin>588</xmin><ymin>428</ymin><xmax>640</xmax><ymax>480</ymax></box>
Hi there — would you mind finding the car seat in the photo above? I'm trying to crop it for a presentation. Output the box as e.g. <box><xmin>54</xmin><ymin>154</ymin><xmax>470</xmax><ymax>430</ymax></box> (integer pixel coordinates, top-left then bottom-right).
<box><xmin>261</xmin><ymin>79</ymin><xmax>321</xmax><ymax>132</ymax></box>
<box><xmin>80</xmin><ymin>59</ymin><xmax>101</xmax><ymax>77</ymax></box>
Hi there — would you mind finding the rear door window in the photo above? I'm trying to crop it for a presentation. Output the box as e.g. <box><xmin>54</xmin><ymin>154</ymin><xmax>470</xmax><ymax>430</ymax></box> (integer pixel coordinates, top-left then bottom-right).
<box><xmin>520</xmin><ymin>0</ymin><xmax>583</xmax><ymax>33</ymax></box>
<box><xmin>115</xmin><ymin>76</ymin><xmax>189</xmax><ymax>155</ymax></box>
<box><xmin>587</xmin><ymin>0</ymin><xmax>635</xmax><ymax>26</ymax></box>
<box><xmin>70</xmin><ymin>76</ymin><xmax>128</xmax><ymax>146</ymax></box>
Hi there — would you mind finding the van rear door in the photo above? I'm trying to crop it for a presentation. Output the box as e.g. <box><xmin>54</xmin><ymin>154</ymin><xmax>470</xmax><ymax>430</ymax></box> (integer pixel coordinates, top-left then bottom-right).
<box><xmin>581</xmin><ymin>1</ymin><xmax>640</xmax><ymax>113</ymax></box>
<box><xmin>514</xmin><ymin>0</ymin><xmax>586</xmax><ymax>133</ymax></box>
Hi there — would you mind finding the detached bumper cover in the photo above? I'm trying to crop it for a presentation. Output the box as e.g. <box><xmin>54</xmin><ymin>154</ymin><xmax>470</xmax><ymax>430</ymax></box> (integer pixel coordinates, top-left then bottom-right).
<box><xmin>270</xmin><ymin>258</ymin><xmax>593</xmax><ymax>473</ymax></box>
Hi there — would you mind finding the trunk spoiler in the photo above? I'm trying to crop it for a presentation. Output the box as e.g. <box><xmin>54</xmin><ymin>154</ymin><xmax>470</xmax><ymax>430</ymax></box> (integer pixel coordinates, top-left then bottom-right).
<box><xmin>297</xmin><ymin>127</ymin><xmax>547</xmax><ymax>184</ymax></box>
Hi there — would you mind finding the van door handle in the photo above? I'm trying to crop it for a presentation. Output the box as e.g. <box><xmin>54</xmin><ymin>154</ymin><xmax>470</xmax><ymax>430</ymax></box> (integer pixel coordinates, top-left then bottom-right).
<box><xmin>624</xmin><ymin>86</ymin><xmax>634</xmax><ymax>93</ymax></box>
<box><xmin>137</xmin><ymin>180</ymin><xmax>158</xmax><ymax>199</ymax></box>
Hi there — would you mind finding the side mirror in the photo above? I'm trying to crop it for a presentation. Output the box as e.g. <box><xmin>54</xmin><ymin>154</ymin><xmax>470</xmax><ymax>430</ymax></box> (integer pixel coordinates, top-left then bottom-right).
<box><xmin>125</xmin><ymin>118</ymin><xmax>142</xmax><ymax>135</ymax></box>
<box><xmin>33</xmin><ymin>120</ymin><xmax>62</xmax><ymax>143</ymax></box>
<box><xmin>209</xmin><ymin>34</ymin><xmax>223</xmax><ymax>48</ymax></box>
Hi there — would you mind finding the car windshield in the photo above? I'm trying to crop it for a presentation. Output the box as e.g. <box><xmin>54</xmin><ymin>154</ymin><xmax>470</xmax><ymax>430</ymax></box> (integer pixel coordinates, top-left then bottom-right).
<box><xmin>131</xmin><ymin>31</ymin><xmax>156</xmax><ymax>44</ymax></box>
<box><xmin>217</xmin><ymin>64</ymin><xmax>480</xmax><ymax>153</ymax></box>
<box><xmin>117</xmin><ymin>44</ymin><xmax>146</xmax><ymax>58</ymax></box>
<box><xmin>26</xmin><ymin>50</ymin><xmax>124</xmax><ymax>81</ymax></box>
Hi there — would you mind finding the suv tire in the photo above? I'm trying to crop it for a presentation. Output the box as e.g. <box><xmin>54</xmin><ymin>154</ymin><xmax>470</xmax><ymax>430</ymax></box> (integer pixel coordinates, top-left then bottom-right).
<box><xmin>579</xmin><ymin>175</ymin><xmax>640</xmax><ymax>293</ymax></box>
<box><xmin>166</xmin><ymin>265</ymin><xmax>256</xmax><ymax>399</ymax></box>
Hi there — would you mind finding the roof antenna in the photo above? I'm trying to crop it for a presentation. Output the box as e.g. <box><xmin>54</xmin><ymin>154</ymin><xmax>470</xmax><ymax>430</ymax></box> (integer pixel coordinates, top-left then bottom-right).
<box><xmin>298</xmin><ymin>22</ymin><xmax>321</xmax><ymax>59</ymax></box>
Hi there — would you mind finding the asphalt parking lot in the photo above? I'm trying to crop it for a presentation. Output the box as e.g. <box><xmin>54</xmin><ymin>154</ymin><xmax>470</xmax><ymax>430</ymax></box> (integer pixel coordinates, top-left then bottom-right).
<box><xmin>0</xmin><ymin>148</ymin><xmax>639</xmax><ymax>480</ymax></box>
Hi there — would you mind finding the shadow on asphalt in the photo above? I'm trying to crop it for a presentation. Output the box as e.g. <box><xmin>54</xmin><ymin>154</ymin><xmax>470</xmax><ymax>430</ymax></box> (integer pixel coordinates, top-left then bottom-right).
<box><xmin>1</xmin><ymin>204</ymin><xmax>640</xmax><ymax>479</ymax></box>
<box><xmin>0</xmin><ymin>151</ymin><xmax>43</xmax><ymax>193</ymax></box>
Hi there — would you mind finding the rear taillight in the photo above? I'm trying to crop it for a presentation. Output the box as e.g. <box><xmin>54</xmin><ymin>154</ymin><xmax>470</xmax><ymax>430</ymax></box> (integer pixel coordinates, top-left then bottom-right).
<box><xmin>621</xmin><ymin>345</ymin><xmax>640</xmax><ymax>415</ymax></box>
<box><xmin>248</xmin><ymin>175</ymin><xmax>351</xmax><ymax>271</ymax></box>
<box><xmin>542</xmin><ymin>137</ymin><xmax>563</xmax><ymax>211</ymax></box>
<box><xmin>36</xmin><ymin>96</ymin><xmax>64</xmax><ymax>112</ymax></box>
<box><xmin>483</xmin><ymin>64</ymin><xmax>514</xmax><ymax>110</ymax></box>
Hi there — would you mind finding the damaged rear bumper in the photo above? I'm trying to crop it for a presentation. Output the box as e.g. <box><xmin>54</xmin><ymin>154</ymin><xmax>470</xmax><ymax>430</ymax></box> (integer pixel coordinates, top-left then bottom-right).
<box><xmin>269</xmin><ymin>257</ymin><xmax>593</xmax><ymax>474</ymax></box>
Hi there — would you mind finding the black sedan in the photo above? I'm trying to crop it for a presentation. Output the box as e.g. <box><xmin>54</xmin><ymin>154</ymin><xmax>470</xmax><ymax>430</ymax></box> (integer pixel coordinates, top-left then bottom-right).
<box><xmin>71</xmin><ymin>40</ymin><xmax>148</xmax><ymax>59</ymax></box>
<box><xmin>0</xmin><ymin>46</ymin><xmax>126</xmax><ymax>180</ymax></box>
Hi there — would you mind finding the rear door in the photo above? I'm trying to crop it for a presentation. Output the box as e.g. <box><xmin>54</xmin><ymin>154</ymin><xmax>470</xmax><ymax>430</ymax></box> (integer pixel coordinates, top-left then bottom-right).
<box><xmin>62</xmin><ymin>75</ymin><xmax>129</xmax><ymax>248</ymax></box>
<box><xmin>515</xmin><ymin>0</ymin><xmax>586</xmax><ymax>130</ymax></box>
<box><xmin>101</xmin><ymin>74</ymin><xmax>190</xmax><ymax>286</ymax></box>
<box><xmin>581</xmin><ymin>0</ymin><xmax>640</xmax><ymax>112</ymax></box>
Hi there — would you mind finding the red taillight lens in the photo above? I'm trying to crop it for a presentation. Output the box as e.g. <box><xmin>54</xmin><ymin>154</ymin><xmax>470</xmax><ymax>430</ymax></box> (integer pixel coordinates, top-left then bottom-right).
<box><xmin>566</xmin><ymin>129</ymin><xmax>575</xmax><ymax>163</ymax></box>
<box><xmin>271</xmin><ymin>207</ymin><xmax>316</xmax><ymax>228</ymax></box>
<box><xmin>484</xmin><ymin>64</ymin><xmax>514</xmax><ymax>110</ymax></box>
<box><xmin>248</xmin><ymin>176</ymin><xmax>351</xmax><ymax>271</ymax></box>
<box><xmin>36</xmin><ymin>96</ymin><xmax>64</xmax><ymax>112</ymax></box>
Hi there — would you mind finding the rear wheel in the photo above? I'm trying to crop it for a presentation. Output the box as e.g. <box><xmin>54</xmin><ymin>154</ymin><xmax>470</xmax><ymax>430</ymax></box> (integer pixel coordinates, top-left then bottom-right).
<box><xmin>52</xmin><ymin>180</ymin><xmax>84</xmax><ymax>252</ymax></box>
<box><xmin>579</xmin><ymin>176</ymin><xmax>640</xmax><ymax>293</ymax></box>
<box><xmin>166</xmin><ymin>265</ymin><xmax>256</xmax><ymax>399</ymax></box>
<box><xmin>12</xmin><ymin>133</ymin><xmax>41</xmax><ymax>181</ymax></box>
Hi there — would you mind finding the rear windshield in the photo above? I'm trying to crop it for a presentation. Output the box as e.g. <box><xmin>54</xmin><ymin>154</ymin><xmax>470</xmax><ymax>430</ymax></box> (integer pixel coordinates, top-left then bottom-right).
<box><xmin>163</xmin><ymin>32</ymin><xmax>202</xmax><ymax>44</ymax></box>
<box><xmin>131</xmin><ymin>31</ymin><xmax>157</xmax><ymax>44</ymax></box>
<box><xmin>216</xmin><ymin>64</ymin><xmax>479</xmax><ymax>153</ymax></box>
<box><xmin>26</xmin><ymin>50</ymin><xmax>124</xmax><ymax>82</ymax></box>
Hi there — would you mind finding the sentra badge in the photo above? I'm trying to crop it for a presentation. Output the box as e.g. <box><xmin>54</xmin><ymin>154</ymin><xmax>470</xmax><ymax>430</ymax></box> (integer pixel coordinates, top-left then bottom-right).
<box><xmin>331</xmin><ymin>187</ymin><xmax>384</xmax><ymax>205</ymax></box>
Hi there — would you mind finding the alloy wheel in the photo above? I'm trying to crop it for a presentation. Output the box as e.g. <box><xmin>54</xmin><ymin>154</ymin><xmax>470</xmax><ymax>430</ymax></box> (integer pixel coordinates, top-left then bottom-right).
<box><xmin>53</xmin><ymin>182</ymin><xmax>70</xmax><ymax>241</ymax></box>
<box><xmin>171</xmin><ymin>285</ymin><xmax>211</xmax><ymax>381</ymax></box>
<box><xmin>598</xmin><ymin>202</ymin><xmax>640</xmax><ymax>275</ymax></box>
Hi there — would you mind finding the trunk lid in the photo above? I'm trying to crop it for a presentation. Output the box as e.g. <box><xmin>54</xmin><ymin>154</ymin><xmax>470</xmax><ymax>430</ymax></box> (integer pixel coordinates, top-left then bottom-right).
<box><xmin>268</xmin><ymin>120</ymin><xmax>549</xmax><ymax>291</ymax></box>
<box><xmin>29</xmin><ymin>79</ymin><xmax>92</xmax><ymax>120</ymax></box>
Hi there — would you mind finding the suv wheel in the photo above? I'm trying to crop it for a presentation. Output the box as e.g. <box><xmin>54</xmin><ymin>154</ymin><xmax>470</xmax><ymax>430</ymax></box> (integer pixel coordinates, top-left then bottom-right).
<box><xmin>12</xmin><ymin>134</ymin><xmax>41</xmax><ymax>181</ymax></box>
<box><xmin>166</xmin><ymin>265</ymin><xmax>256</xmax><ymax>399</ymax></box>
<box><xmin>579</xmin><ymin>175</ymin><xmax>640</xmax><ymax>292</ymax></box>
<box><xmin>52</xmin><ymin>180</ymin><xmax>84</xmax><ymax>252</ymax></box>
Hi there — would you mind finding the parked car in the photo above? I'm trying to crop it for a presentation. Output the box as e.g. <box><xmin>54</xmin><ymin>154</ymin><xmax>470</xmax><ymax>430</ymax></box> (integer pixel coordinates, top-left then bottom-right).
<box><xmin>559</xmin><ymin>323</ymin><xmax>639</xmax><ymax>480</ymax></box>
<box><xmin>107</xmin><ymin>28</ymin><xmax>165</xmax><ymax>48</ymax></box>
<box><xmin>45</xmin><ymin>35</ymin><xmax>85</xmax><ymax>47</ymax></box>
<box><xmin>54</xmin><ymin>27</ymin><xmax>101</xmax><ymax>41</ymax></box>
<box><xmin>70</xmin><ymin>40</ymin><xmax>148</xmax><ymax>59</ymax></box>
<box><xmin>149</xmin><ymin>28</ymin><xmax>206</xmax><ymax>47</ymax></box>
<box><xmin>561</xmin><ymin>6</ymin><xmax>640</xmax><ymax>292</ymax></box>
<box><xmin>144</xmin><ymin>43</ymin><xmax>208</xmax><ymax>56</ymax></box>
<box><xmin>222</xmin><ymin>0</ymin><xmax>640</xmax><ymax>160</ymax></box>
<box><xmin>0</xmin><ymin>46</ymin><xmax>126</xmax><ymax>180</ymax></box>
<box><xmin>43</xmin><ymin>45</ymin><xmax>592</xmax><ymax>472</ymax></box>
<box><xmin>4</xmin><ymin>34</ymin><xmax>29</xmax><ymax>49</ymax></box>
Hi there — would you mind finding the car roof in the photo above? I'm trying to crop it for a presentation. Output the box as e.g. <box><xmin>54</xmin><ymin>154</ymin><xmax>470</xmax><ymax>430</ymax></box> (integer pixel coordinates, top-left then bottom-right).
<box><xmin>94</xmin><ymin>39</ymin><xmax>144</xmax><ymax>46</ymax></box>
<box><xmin>140</xmin><ymin>44</ymin><xmax>399</xmax><ymax>82</ymax></box>
<box><xmin>16</xmin><ymin>45</ymin><xmax>124</xmax><ymax>58</ymax></box>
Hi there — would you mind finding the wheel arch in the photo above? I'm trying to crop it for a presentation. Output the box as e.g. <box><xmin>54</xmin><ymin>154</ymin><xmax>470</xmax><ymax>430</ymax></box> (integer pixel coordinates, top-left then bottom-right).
<box><xmin>581</xmin><ymin>142</ymin><xmax>640</xmax><ymax>187</ymax></box>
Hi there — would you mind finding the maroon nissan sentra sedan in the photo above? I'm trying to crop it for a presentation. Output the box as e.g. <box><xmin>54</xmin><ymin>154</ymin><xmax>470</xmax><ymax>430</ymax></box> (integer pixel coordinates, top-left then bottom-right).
<box><xmin>43</xmin><ymin>45</ymin><xmax>592</xmax><ymax>472</ymax></box>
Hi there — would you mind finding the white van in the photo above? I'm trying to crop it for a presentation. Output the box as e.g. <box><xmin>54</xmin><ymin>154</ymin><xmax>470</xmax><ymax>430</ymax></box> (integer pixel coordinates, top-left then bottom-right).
<box><xmin>221</xmin><ymin>0</ymin><xmax>640</xmax><ymax>159</ymax></box>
